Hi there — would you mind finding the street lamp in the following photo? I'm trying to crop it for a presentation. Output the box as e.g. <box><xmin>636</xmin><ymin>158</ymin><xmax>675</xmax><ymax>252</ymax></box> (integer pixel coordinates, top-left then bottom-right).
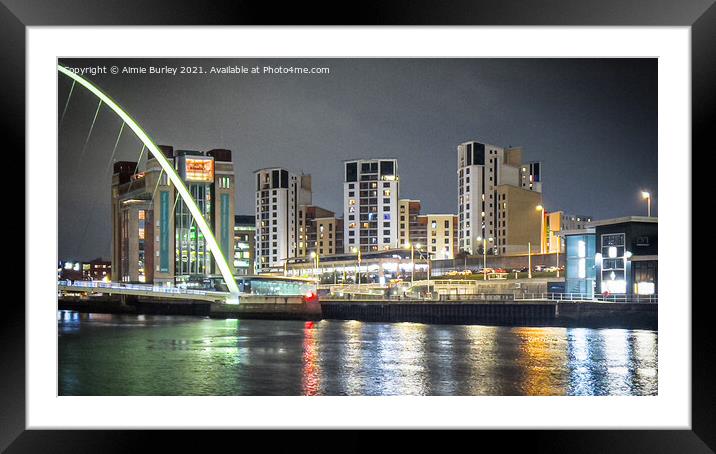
<box><xmin>536</xmin><ymin>204</ymin><xmax>545</xmax><ymax>254</ymax></box>
<box><xmin>353</xmin><ymin>247</ymin><xmax>362</xmax><ymax>285</ymax></box>
<box><xmin>478</xmin><ymin>236</ymin><xmax>493</xmax><ymax>281</ymax></box>
<box><xmin>528</xmin><ymin>241</ymin><xmax>532</xmax><ymax>279</ymax></box>
<box><xmin>641</xmin><ymin>191</ymin><xmax>651</xmax><ymax>217</ymax></box>
<box><xmin>310</xmin><ymin>251</ymin><xmax>319</xmax><ymax>277</ymax></box>
<box><xmin>405</xmin><ymin>242</ymin><xmax>421</xmax><ymax>284</ymax></box>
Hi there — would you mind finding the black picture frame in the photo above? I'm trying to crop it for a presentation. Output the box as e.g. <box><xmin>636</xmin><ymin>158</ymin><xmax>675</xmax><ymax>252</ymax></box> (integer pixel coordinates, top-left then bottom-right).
<box><xmin>4</xmin><ymin>0</ymin><xmax>709</xmax><ymax>451</ymax></box>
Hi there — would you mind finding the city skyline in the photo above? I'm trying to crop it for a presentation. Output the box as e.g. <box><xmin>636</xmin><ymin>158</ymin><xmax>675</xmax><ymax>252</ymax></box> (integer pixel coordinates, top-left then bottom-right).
<box><xmin>58</xmin><ymin>58</ymin><xmax>657</xmax><ymax>260</ymax></box>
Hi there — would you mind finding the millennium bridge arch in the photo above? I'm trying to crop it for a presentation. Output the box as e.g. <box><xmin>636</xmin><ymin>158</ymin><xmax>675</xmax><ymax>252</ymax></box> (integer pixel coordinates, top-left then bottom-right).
<box><xmin>58</xmin><ymin>65</ymin><xmax>241</xmax><ymax>300</ymax></box>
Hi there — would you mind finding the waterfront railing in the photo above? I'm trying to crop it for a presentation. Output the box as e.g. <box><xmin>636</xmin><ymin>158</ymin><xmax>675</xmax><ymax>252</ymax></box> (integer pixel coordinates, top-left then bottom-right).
<box><xmin>323</xmin><ymin>291</ymin><xmax>657</xmax><ymax>304</ymax></box>
<box><xmin>514</xmin><ymin>292</ymin><xmax>658</xmax><ymax>304</ymax></box>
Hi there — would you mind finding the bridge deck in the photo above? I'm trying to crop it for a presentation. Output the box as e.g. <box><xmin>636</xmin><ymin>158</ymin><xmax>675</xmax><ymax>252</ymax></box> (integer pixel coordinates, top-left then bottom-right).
<box><xmin>58</xmin><ymin>282</ymin><xmax>230</xmax><ymax>303</ymax></box>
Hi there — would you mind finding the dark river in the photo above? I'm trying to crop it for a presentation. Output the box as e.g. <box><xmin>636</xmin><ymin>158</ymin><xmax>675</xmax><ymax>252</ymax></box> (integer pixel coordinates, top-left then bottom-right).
<box><xmin>58</xmin><ymin>311</ymin><xmax>658</xmax><ymax>396</ymax></box>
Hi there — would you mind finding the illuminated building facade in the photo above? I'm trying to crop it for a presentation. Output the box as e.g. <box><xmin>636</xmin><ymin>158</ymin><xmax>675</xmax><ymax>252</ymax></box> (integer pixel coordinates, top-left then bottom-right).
<box><xmin>58</xmin><ymin>258</ymin><xmax>111</xmax><ymax>282</ymax></box>
<box><xmin>234</xmin><ymin>215</ymin><xmax>256</xmax><ymax>276</ymax></box>
<box><xmin>563</xmin><ymin>216</ymin><xmax>657</xmax><ymax>297</ymax></box>
<box><xmin>397</xmin><ymin>199</ymin><xmax>458</xmax><ymax>260</ymax></box>
<box><xmin>457</xmin><ymin>141</ymin><xmax>543</xmax><ymax>255</ymax></box>
<box><xmin>298</xmin><ymin>206</ymin><xmax>344</xmax><ymax>257</ymax></box>
<box><xmin>417</xmin><ymin>214</ymin><xmax>459</xmax><ymax>260</ymax></box>
<box><xmin>563</xmin><ymin>229</ymin><xmax>597</xmax><ymax>297</ymax></box>
<box><xmin>254</xmin><ymin>168</ymin><xmax>312</xmax><ymax>273</ymax></box>
<box><xmin>592</xmin><ymin>217</ymin><xmax>657</xmax><ymax>296</ymax></box>
<box><xmin>111</xmin><ymin>145</ymin><xmax>235</xmax><ymax>286</ymax></box>
<box><xmin>398</xmin><ymin>199</ymin><xmax>421</xmax><ymax>248</ymax></box>
<box><xmin>343</xmin><ymin>158</ymin><xmax>400</xmax><ymax>253</ymax></box>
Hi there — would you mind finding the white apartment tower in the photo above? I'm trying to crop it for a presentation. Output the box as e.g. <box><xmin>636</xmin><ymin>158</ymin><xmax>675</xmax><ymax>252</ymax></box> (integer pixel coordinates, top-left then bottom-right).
<box><xmin>343</xmin><ymin>159</ymin><xmax>400</xmax><ymax>253</ymax></box>
<box><xmin>457</xmin><ymin>141</ymin><xmax>542</xmax><ymax>255</ymax></box>
<box><xmin>254</xmin><ymin>168</ymin><xmax>311</xmax><ymax>272</ymax></box>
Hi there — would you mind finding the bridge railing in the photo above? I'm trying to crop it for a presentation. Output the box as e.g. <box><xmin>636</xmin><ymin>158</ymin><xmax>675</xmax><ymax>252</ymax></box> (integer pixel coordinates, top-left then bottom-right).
<box><xmin>57</xmin><ymin>280</ymin><xmax>229</xmax><ymax>297</ymax></box>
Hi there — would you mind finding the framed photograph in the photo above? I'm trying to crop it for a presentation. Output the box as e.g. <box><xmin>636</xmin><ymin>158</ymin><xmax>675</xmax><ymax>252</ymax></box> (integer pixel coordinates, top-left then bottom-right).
<box><xmin>5</xmin><ymin>0</ymin><xmax>710</xmax><ymax>450</ymax></box>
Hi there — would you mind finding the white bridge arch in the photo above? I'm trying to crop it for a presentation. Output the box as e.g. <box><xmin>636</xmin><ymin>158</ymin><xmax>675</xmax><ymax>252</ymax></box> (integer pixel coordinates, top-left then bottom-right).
<box><xmin>58</xmin><ymin>65</ymin><xmax>241</xmax><ymax>300</ymax></box>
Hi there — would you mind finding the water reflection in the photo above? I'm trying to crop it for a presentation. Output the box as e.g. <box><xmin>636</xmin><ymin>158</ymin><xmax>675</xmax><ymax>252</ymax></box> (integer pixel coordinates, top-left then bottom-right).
<box><xmin>340</xmin><ymin>320</ymin><xmax>366</xmax><ymax>395</ymax></box>
<box><xmin>302</xmin><ymin>321</ymin><xmax>320</xmax><ymax>396</ymax></box>
<box><xmin>458</xmin><ymin>325</ymin><xmax>501</xmax><ymax>395</ymax></box>
<box><xmin>426</xmin><ymin>326</ymin><xmax>456</xmax><ymax>395</ymax></box>
<box><xmin>375</xmin><ymin>323</ymin><xmax>428</xmax><ymax>395</ymax></box>
<box><xmin>567</xmin><ymin>328</ymin><xmax>596</xmax><ymax>395</ymax></box>
<box><xmin>513</xmin><ymin>327</ymin><xmax>569</xmax><ymax>396</ymax></box>
<box><xmin>602</xmin><ymin>329</ymin><xmax>633</xmax><ymax>395</ymax></box>
<box><xmin>58</xmin><ymin>312</ymin><xmax>658</xmax><ymax>396</ymax></box>
<box><xmin>632</xmin><ymin>330</ymin><xmax>658</xmax><ymax>393</ymax></box>
<box><xmin>565</xmin><ymin>328</ymin><xmax>658</xmax><ymax>396</ymax></box>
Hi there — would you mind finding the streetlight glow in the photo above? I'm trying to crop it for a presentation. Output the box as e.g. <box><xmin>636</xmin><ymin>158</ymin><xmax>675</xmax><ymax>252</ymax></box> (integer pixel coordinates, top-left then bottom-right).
<box><xmin>641</xmin><ymin>191</ymin><xmax>652</xmax><ymax>216</ymax></box>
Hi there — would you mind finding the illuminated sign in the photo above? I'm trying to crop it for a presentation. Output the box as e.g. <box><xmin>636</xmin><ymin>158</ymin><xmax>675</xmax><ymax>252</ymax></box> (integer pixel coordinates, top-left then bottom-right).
<box><xmin>184</xmin><ymin>158</ymin><xmax>214</xmax><ymax>182</ymax></box>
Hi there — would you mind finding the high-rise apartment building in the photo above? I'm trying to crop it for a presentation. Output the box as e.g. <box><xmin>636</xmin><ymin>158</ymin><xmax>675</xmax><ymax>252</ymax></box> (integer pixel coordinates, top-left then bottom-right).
<box><xmin>343</xmin><ymin>159</ymin><xmax>400</xmax><ymax>253</ymax></box>
<box><xmin>254</xmin><ymin>168</ymin><xmax>311</xmax><ymax>272</ymax></box>
<box><xmin>457</xmin><ymin>141</ymin><xmax>543</xmax><ymax>255</ymax></box>
<box><xmin>111</xmin><ymin>145</ymin><xmax>235</xmax><ymax>286</ymax></box>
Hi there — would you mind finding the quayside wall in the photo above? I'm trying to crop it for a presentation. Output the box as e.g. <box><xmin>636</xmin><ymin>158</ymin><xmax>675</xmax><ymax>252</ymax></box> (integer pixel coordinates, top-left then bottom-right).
<box><xmin>58</xmin><ymin>295</ymin><xmax>656</xmax><ymax>329</ymax></box>
<box><xmin>320</xmin><ymin>300</ymin><xmax>657</xmax><ymax>329</ymax></box>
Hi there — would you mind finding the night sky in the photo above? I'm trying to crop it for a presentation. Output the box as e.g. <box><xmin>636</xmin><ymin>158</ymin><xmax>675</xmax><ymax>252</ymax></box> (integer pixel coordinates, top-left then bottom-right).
<box><xmin>57</xmin><ymin>58</ymin><xmax>657</xmax><ymax>261</ymax></box>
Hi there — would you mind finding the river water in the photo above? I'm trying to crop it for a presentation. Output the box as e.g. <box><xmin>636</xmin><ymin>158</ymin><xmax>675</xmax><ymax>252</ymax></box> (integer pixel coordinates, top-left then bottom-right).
<box><xmin>58</xmin><ymin>311</ymin><xmax>658</xmax><ymax>396</ymax></box>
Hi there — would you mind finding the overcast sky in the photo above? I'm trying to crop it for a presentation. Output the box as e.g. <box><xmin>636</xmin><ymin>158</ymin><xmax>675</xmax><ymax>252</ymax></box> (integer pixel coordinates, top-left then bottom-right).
<box><xmin>58</xmin><ymin>58</ymin><xmax>657</xmax><ymax>261</ymax></box>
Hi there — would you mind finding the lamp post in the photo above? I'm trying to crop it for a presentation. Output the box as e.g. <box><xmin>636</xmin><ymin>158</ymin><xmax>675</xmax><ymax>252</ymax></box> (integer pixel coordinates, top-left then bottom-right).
<box><xmin>536</xmin><ymin>204</ymin><xmax>545</xmax><ymax>254</ymax></box>
<box><xmin>406</xmin><ymin>242</ymin><xmax>420</xmax><ymax>284</ymax></box>
<box><xmin>478</xmin><ymin>237</ymin><xmax>493</xmax><ymax>281</ymax></box>
<box><xmin>310</xmin><ymin>251</ymin><xmax>319</xmax><ymax>279</ymax></box>
<box><xmin>528</xmin><ymin>241</ymin><xmax>532</xmax><ymax>279</ymax></box>
<box><xmin>641</xmin><ymin>191</ymin><xmax>651</xmax><ymax>217</ymax></box>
